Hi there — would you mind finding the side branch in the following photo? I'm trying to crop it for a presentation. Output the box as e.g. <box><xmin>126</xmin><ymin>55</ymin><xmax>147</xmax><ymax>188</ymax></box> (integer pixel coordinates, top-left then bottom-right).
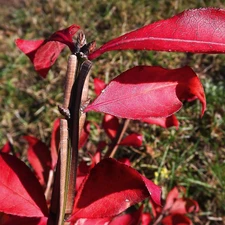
<box><xmin>104</xmin><ymin>119</ymin><xmax>130</xmax><ymax>158</ymax></box>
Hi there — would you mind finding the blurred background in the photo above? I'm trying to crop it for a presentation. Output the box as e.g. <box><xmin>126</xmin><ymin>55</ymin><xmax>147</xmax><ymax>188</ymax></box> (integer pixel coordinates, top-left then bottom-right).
<box><xmin>0</xmin><ymin>0</ymin><xmax>225</xmax><ymax>224</ymax></box>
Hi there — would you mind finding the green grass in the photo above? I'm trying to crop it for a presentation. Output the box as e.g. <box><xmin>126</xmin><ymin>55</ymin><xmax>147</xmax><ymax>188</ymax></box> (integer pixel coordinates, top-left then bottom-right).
<box><xmin>1</xmin><ymin>0</ymin><xmax>225</xmax><ymax>224</ymax></box>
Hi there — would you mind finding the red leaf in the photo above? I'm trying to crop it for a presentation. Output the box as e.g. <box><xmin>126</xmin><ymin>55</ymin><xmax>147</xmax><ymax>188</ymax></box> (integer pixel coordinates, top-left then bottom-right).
<box><xmin>168</xmin><ymin>198</ymin><xmax>199</xmax><ymax>215</ymax></box>
<box><xmin>76</xmin><ymin>176</ymin><xmax>87</xmax><ymax>193</ymax></box>
<box><xmin>74</xmin><ymin>218</ymin><xmax>111</xmax><ymax>225</ymax></box>
<box><xmin>50</xmin><ymin>118</ymin><xmax>60</xmax><ymax>169</ymax></box>
<box><xmin>76</xmin><ymin>148</ymin><xmax>103</xmax><ymax>191</ymax></box>
<box><xmin>15</xmin><ymin>39</ymin><xmax>64</xmax><ymax>77</ymax></box>
<box><xmin>89</xmin><ymin>8</ymin><xmax>225</xmax><ymax>59</ymax></box>
<box><xmin>1</xmin><ymin>214</ymin><xmax>47</xmax><ymax>225</ymax></box>
<box><xmin>109</xmin><ymin>205</ymin><xmax>143</xmax><ymax>225</ymax></box>
<box><xmin>142</xmin><ymin>115</ymin><xmax>179</xmax><ymax>129</ymax></box>
<box><xmin>96</xmin><ymin>141</ymin><xmax>107</xmax><ymax>154</ymax></box>
<box><xmin>162</xmin><ymin>187</ymin><xmax>199</xmax><ymax>217</ymax></box>
<box><xmin>15</xmin><ymin>24</ymin><xmax>80</xmax><ymax>77</ymax></box>
<box><xmin>141</xmin><ymin>213</ymin><xmax>152</xmax><ymax>225</ymax></box>
<box><xmin>0</xmin><ymin>142</ymin><xmax>20</xmax><ymax>158</ymax></box>
<box><xmin>79</xmin><ymin>121</ymin><xmax>91</xmax><ymax>149</ymax></box>
<box><xmin>141</xmin><ymin>176</ymin><xmax>161</xmax><ymax>207</ymax></box>
<box><xmin>162</xmin><ymin>214</ymin><xmax>192</xmax><ymax>225</ymax></box>
<box><xmin>76</xmin><ymin>161</ymin><xmax>92</xmax><ymax>191</ymax></box>
<box><xmin>91</xmin><ymin>151</ymin><xmax>101</xmax><ymax>165</ymax></box>
<box><xmin>76</xmin><ymin>143</ymin><xmax>107</xmax><ymax>191</ymax></box>
<box><xmin>102</xmin><ymin>114</ymin><xmax>119</xmax><ymax>139</ymax></box>
<box><xmin>69</xmin><ymin>158</ymin><xmax>161</xmax><ymax>221</ymax></box>
<box><xmin>16</xmin><ymin>39</ymin><xmax>44</xmax><ymax>61</ymax></box>
<box><xmin>163</xmin><ymin>187</ymin><xmax>199</xmax><ymax>215</ymax></box>
<box><xmin>117</xmin><ymin>158</ymin><xmax>131</xmax><ymax>167</ymax></box>
<box><xmin>77</xmin><ymin>161</ymin><xmax>91</xmax><ymax>177</ymax></box>
<box><xmin>163</xmin><ymin>186</ymin><xmax>180</xmax><ymax>211</ymax></box>
<box><xmin>85</xmin><ymin>66</ymin><xmax>206</xmax><ymax>119</ymax></box>
<box><xmin>0</xmin><ymin>153</ymin><xmax>48</xmax><ymax>217</ymax></box>
<box><xmin>1</xmin><ymin>142</ymin><xmax>11</xmax><ymax>154</ymax></box>
<box><xmin>48</xmin><ymin>24</ymin><xmax>80</xmax><ymax>51</ymax></box>
<box><xmin>94</xmin><ymin>78</ymin><xmax>107</xmax><ymax>96</ymax></box>
<box><xmin>149</xmin><ymin>198</ymin><xmax>162</xmax><ymax>218</ymax></box>
<box><xmin>119</xmin><ymin>133</ymin><xmax>143</xmax><ymax>147</ymax></box>
<box><xmin>24</xmin><ymin>136</ymin><xmax>51</xmax><ymax>188</ymax></box>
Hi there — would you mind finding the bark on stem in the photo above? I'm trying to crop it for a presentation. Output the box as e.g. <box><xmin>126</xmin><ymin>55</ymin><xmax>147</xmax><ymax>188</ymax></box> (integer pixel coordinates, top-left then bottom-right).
<box><xmin>48</xmin><ymin>55</ymin><xmax>77</xmax><ymax>225</ymax></box>
<box><xmin>65</xmin><ymin>59</ymin><xmax>92</xmax><ymax>216</ymax></box>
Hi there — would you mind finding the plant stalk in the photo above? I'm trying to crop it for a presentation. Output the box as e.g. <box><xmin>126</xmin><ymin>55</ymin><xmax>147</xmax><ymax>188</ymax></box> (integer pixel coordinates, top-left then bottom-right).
<box><xmin>48</xmin><ymin>55</ymin><xmax>77</xmax><ymax>225</ymax></box>
<box><xmin>104</xmin><ymin>119</ymin><xmax>130</xmax><ymax>158</ymax></box>
<box><xmin>65</xmin><ymin>59</ymin><xmax>92</xmax><ymax>217</ymax></box>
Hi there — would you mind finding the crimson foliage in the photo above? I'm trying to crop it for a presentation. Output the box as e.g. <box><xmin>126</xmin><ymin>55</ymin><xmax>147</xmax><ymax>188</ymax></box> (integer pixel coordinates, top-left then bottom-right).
<box><xmin>2</xmin><ymin>7</ymin><xmax>220</xmax><ymax>225</ymax></box>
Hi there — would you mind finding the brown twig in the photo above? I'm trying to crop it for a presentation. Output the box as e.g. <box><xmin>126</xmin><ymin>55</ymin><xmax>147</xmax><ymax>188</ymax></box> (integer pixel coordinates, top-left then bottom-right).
<box><xmin>48</xmin><ymin>157</ymin><xmax>60</xmax><ymax>225</ymax></box>
<box><xmin>48</xmin><ymin>55</ymin><xmax>77</xmax><ymax>225</ymax></box>
<box><xmin>79</xmin><ymin>62</ymin><xmax>91</xmax><ymax>135</ymax></box>
<box><xmin>44</xmin><ymin>169</ymin><xmax>54</xmax><ymax>201</ymax></box>
<box><xmin>152</xmin><ymin>214</ymin><xmax>164</xmax><ymax>225</ymax></box>
<box><xmin>65</xmin><ymin>59</ymin><xmax>92</xmax><ymax>216</ymax></box>
<box><xmin>6</xmin><ymin>134</ymin><xmax>16</xmax><ymax>156</ymax></box>
<box><xmin>58</xmin><ymin>119</ymin><xmax>70</xmax><ymax>225</ymax></box>
<box><xmin>104</xmin><ymin>119</ymin><xmax>130</xmax><ymax>158</ymax></box>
